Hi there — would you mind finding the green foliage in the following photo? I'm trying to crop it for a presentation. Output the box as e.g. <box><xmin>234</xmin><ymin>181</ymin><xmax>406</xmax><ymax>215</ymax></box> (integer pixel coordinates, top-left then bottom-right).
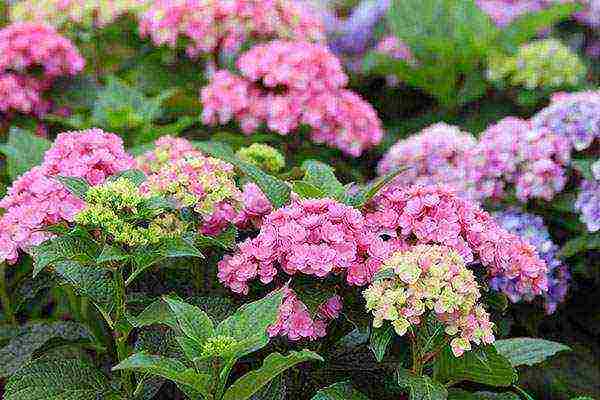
<box><xmin>312</xmin><ymin>381</ymin><xmax>371</xmax><ymax>400</ymax></box>
<box><xmin>494</xmin><ymin>338</ymin><xmax>570</xmax><ymax>367</ymax></box>
<box><xmin>369</xmin><ymin>325</ymin><xmax>394</xmax><ymax>362</ymax></box>
<box><xmin>0</xmin><ymin>128</ymin><xmax>51</xmax><ymax>180</ymax></box>
<box><xmin>397</xmin><ymin>368</ymin><xmax>448</xmax><ymax>400</ymax></box>
<box><xmin>54</xmin><ymin>176</ymin><xmax>91</xmax><ymax>199</ymax></box>
<box><xmin>4</xmin><ymin>357</ymin><xmax>118</xmax><ymax>400</ymax></box>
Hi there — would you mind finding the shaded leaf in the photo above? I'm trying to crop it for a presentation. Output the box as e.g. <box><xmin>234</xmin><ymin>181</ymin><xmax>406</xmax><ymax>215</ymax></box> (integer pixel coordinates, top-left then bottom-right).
<box><xmin>164</xmin><ymin>297</ymin><xmax>214</xmax><ymax>345</ymax></box>
<box><xmin>370</xmin><ymin>324</ymin><xmax>394</xmax><ymax>362</ymax></box>
<box><xmin>494</xmin><ymin>338</ymin><xmax>570</xmax><ymax>367</ymax></box>
<box><xmin>397</xmin><ymin>368</ymin><xmax>448</xmax><ymax>400</ymax></box>
<box><xmin>0</xmin><ymin>127</ymin><xmax>51</xmax><ymax>180</ymax></box>
<box><xmin>312</xmin><ymin>381</ymin><xmax>370</xmax><ymax>400</ymax></box>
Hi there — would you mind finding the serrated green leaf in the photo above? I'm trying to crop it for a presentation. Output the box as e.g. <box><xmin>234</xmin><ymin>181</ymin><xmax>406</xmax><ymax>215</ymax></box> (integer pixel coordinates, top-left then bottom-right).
<box><xmin>0</xmin><ymin>321</ymin><xmax>94</xmax><ymax>377</ymax></box>
<box><xmin>4</xmin><ymin>357</ymin><xmax>117</xmax><ymax>400</ymax></box>
<box><xmin>292</xmin><ymin>181</ymin><xmax>328</xmax><ymax>199</ymax></box>
<box><xmin>370</xmin><ymin>324</ymin><xmax>394</xmax><ymax>362</ymax></box>
<box><xmin>397</xmin><ymin>368</ymin><xmax>448</xmax><ymax>400</ymax></box>
<box><xmin>195</xmin><ymin>141</ymin><xmax>290</xmax><ymax>208</ymax></box>
<box><xmin>216</xmin><ymin>287</ymin><xmax>285</xmax><ymax>358</ymax></box>
<box><xmin>312</xmin><ymin>381</ymin><xmax>370</xmax><ymax>400</ymax></box>
<box><xmin>433</xmin><ymin>345</ymin><xmax>517</xmax><ymax>387</ymax></box>
<box><xmin>224</xmin><ymin>350</ymin><xmax>323</xmax><ymax>400</ymax></box>
<box><xmin>494</xmin><ymin>338</ymin><xmax>570</xmax><ymax>367</ymax></box>
<box><xmin>301</xmin><ymin>160</ymin><xmax>345</xmax><ymax>200</ymax></box>
<box><xmin>164</xmin><ymin>297</ymin><xmax>214</xmax><ymax>345</ymax></box>
<box><xmin>113</xmin><ymin>352</ymin><xmax>211</xmax><ymax>396</ymax></box>
<box><xmin>32</xmin><ymin>230</ymin><xmax>99</xmax><ymax>277</ymax></box>
<box><xmin>54</xmin><ymin>176</ymin><xmax>91</xmax><ymax>199</ymax></box>
<box><xmin>97</xmin><ymin>243</ymin><xmax>129</xmax><ymax>263</ymax></box>
<box><xmin>0</xmin><ymin>128</ymin><xmax>51</xmax><ymax>180</ymax></box>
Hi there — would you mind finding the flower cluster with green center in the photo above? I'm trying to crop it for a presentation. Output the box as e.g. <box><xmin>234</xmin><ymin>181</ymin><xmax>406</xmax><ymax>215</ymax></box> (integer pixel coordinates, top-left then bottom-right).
<box><xmin>236</xmin><ymin>144</ymin><xmax>285</xmax><ymax>174</ymax></box>
<box><xmin>487</xmin><ymin>39</ymin><xmax>586</xmax><ymax>90</ymax></box>
<box><xmin>74</xmin><ymin>178</ymin><xmax>182</xmax><ymax>247</ymax></box>
<box><xmin>141</xmin><ymin>156</ymin><xmax>242</xmax><ymax>218</ymax></box>
<box><xmin>363</xmin><ymin>245</ymin><xmax>495</xmax><ymax>357</ymax></box>
<box><xmin>200</xmin><ymin>335</ymin><xmax>238</xmax><ymax>358</ymax></box>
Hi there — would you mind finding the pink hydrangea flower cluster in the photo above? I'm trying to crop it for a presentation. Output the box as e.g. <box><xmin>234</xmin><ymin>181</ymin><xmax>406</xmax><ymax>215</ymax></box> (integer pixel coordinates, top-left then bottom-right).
<box><xmin>217</xmin><ymin>197</ymin><xmax>404</xmax><ymax>295</ymax></box>
<box><xmin>0</xmin><ymin>129</ymin><xmax>135</xmax><ymax>264</ymax></box>
<box><xmin>467</xmin><ymin>117</ymin><xmax>572</xmax><ymax>202</ymax></box>
<box><xmin>0</xmin><ymin>22</ymin><xmax>84</xmax><ymax>117</ymax></box>
<box><xmin>363</xmin><ymin>245</ymin><xmax>495</xmax><ymax>357</ymax></box>
<box><xmin>364</xmin><ymin>184</ymin><xmax>549</xmax><ymax>302</ymax></box>
<box><xmin>268</xmin><ymin>288</ymin><xmax>342</xmax><ymax>341</ymax></box>
<box><xmin>232</xmin><ymin>183</ymin><xmax>273</xmax><ymax>230</ymax></box>
<box><xmin>377</xmin><ymin>123</ymin><xmax>477</xmax><ymax>199</ymax></box>
<box><xmin>201</xmin><ymin>40</ymin><xmax>384</xmax><ymax>156</ymax></box>
<box><xmin>136</xmin><ymin>135</ymin><xmax>203</xmax><ymax>175</ymax></box>
<box><xmin>138</xmin><ymin>0</ymin><xmax>324</xmax><ymax>58</ymax></box>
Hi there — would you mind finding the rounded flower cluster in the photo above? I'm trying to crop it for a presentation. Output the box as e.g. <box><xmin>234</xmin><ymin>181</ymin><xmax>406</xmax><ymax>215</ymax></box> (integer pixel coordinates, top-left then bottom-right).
<box><xmin>0</xmin><ymin>73</ymin><xmax>50</xmax><ymax>116</ymax></box>
<box><xmin>233</xmin><ymin>183</ymin><xmax>273</xmax><ymax>230</ymax></box>
<box><xmin>365</xmin><ymin>185</ymin><xmax>549</xmax><ymax>301</ymax></box>
<box><xmin>136</xmin><ymin>136</ymin><xmax>203</xmax><ymax>175</ymax></box>
<box><xmin>363</xmin><ymin>245</ymin><xmax>495</xmax><ymax>357</ymax></box>
<box><xmin>532</xmin><ymin>90</ymin><xmax>600</xmax><ymax>152</ymax></box>
<box><xmin>200</xmin><ymin>335</ymin><xmax>237</xmax><ymax>358</ymax></box>
<box><xmin>10</xmin><ymin>0</ymin><xmax>147</xmax><ymax>28</ymax></box>
<box><xmin>202</xmin><ymin>40</ymin><xmax>383</xmax><ymax>156</ymax></box>
<box><xmin>493</xmin><ymin>209</ymin><xmax>570</xmax><ymax>313</ymax></box>
<box><xmin>0</xmin><ymin>22</ymin><xmax>84</xmax><ymax>78</ymax></box>
<box><xmin>236</xmin><ymin>143</ymin><xmax>285</xmax><ymax>174</ymax></box>
<box><xmin>268</xmin><ymin>288</ymin><xmax>342</xmax><ymax>341</ymax></box>
<box><xmin>377</xmin><ymin>123</ymin><xmax>477</xmax><ymax>199</ymax></box>
<box><xmin>217</xmin><ymin>198</ymin><xmax>404</xmax><ymax>294</ymax></box>
<box><xmin>468</xmin><ymin>117</ymin><xmax>571</xmax><ymax>202</ymax></box>
<box><xmin>0</xmin><ymin>129</ymin><xmax>134</xmax><ymax>264</ymax></box>
<box><xmin>575</xmin><ymin>161</ymin><xmax>600</xmax><ymax>232</ymax></box>
<box><xmin>138</xmin><ymin>0</ymin><xmax>324</xmax><ymax>58</ymax></box>
<box><xmin>487</xmin><ymin>39</ymin><xmax>587</xmax><ymax>90</ymax></box>
<box><xmin>141</xmin><ymin>156</ymin><xmax>242</xmax><ymax>235</ymax></box>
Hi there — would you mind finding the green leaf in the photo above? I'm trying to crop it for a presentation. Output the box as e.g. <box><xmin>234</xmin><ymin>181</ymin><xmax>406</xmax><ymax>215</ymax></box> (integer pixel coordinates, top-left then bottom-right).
<box><xmin>0</xmin><ymin>321</ymin><xmax>94</xmax><ymax>377</ymax></box>
<box><xmin>312</xmin><ymin>381</ymin><xmax>371</xmax><ymax>400</ymax></box>
<box><xmin>350</xmin><ymin>166</ymin><xmax>409</xmax><ymax>207</ymax></box>
<box><xmin>301</xmin><ymin>160</ymin><xmax>345</xmax><ymax>200</ymax></box>
<box><xmin>54</xmin><ymin>176</ymin><xmax>91</xmax><ymax>199</ymax></box>
<box><xmin>0</xmin><ymin>128</ymin><xmax>51</xmax><ymax>180</ymax></box>
<box><xmin>433</xmin><ymin>345</ymin><xmax>517</xmax><ymax>387</ymax></box>
<box><xmin>448</xmin><ymin>389</ymin><xmax>519</xmax><ymax>400</ymax></box>
<box><xmin>32</xmin><ymin>230</ymin><xmax>99</xmax><ymax>277</ymax></box>
<box><xmin>250</xmin><ymin>375</ymin><xmax>286</xmax><ymax>400</ymax></box>
<box><xmin>216</xmin><ymin>287</ymin><xmax>285</xmax><ymax>358</ymax></box>
<box><xmin>370</xmin><ymin>324</ymin><xmax>394</xmax><ymax>362</ymax></box>
<box><xmin>97</xmin><ymin>243</ymin><xmax>129</xmax><ymax>264</ymax></box>
<box><xmin>113</xmin><ymin>352</ymin><xmax>211</xmax><ymax>396</ymax></box>
<box><xmin>292</xmin><ymin>181</ymin><xmax>327</xmax><ymax>199</ymax></box>
<box><xmin>196</xmin><ymin>225</ymin><xmax>237</xmax><ymax>250</ymax></box>
<box><xmin>494</xmin><ymin>338</ymin><xmax>570</xmax><ymax>367</ymax></box>
<box><xmin>397</xmin><ymin>368</ymin><xmax>448</xmax><ymax>400</ymax></box>
<box><xmin>164</xmin><ymin>297</ymin><xmax>214</xmax><ymax>345</ymax></box>
<box><xmin>127</xmin><ymin>299</ymin><xmax>178</xmax><ymax>329</ymax></box>
<box><xmin>560</xmin><ymin>235</ymin><xmax>600</xmax><ymax>257</ymax></box>
<box><xmin>163</xmin><ymin>236</ymin><xmax>204</xmax><ymax>258</ymax></box>
<box><xmin>106</xmin><ymin>169</ymin><xmax>147</xmax><ymax>186</ymax></box>
<box><xmin>195</xmin><ymin>141</ymin><xmax>290</xmax><ymax>208</ymax></box>
<box><xmin>4</xmin><ymin>357</ymin><xmax>117</xmax><ymax>400</ymax></box>
<box><xmin>372</xmin><ymin>267</ymin><xmax>395</xmax><ymax>282</ymax></box>
<box><xmin>223</xmin><ymin>350</ymin><xmax>323</xmax><ymax>400</ymax></box>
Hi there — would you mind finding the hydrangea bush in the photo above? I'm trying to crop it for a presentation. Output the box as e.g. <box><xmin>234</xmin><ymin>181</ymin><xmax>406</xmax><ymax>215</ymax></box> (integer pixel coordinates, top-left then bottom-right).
<box><xmin>0</xmin><ymin>1</ymin><xmax>598</xmax><ymax>400</ymax></box>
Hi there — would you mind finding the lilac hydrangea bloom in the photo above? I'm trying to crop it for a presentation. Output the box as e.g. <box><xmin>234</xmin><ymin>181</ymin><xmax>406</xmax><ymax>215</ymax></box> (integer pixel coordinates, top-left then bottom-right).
<box><xmin>493</xmin><ymin>209</ymin><xmax>570</xmax><ymax>314</ymax></box>
<box><xmin>575</xmin><ymin>160</ymin><xmax>600</xmax><ymax>233</ymax></box>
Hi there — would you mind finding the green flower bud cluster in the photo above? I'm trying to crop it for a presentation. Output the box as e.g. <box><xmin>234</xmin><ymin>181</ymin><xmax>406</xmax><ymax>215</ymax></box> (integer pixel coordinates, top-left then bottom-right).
<box><xmin>236</xmin><ymin>143</ymin><xmax>285</xmax><ymax>174</ymax></box>
<box><xmin>200</xmin><ymin>335</ymin><xmax>237</xmax><ymax>358</ymax></box>
<box><xmin>487</xmin><ymin>39</ymin><xmax>587</xmax><ymax>90</ymax></box>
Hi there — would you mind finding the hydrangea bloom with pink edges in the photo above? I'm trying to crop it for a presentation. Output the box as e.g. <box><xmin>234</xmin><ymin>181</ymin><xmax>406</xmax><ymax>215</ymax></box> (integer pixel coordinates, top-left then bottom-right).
<box><xmin>363</xmin><ymin>245</ymin><xmax>495</xmax><ymax>357</ymax></box>
<box><xmin>0</xmin><ymin>22</ymin><xmax>84</xmax><ymax>78</ymax></box>
<box><xmin>377</xmin><ymin>123</ymin><xmax>477</xmax><ymax>199</ymax></box>
<box><xmin>202</xmin><ymin>40</ymin><xmax>383</xmax><ymax>156</ymax></box>
<box><xmin>0</xmin><ymin>73</ymin><xmax>50</xmax><ymax>116</ymax></box>
<box><xmin>233</xmin><ymin>183</ymin><xmax>273</xmax><ymax>230</ymax></box>
<box><xmin>136</xmin><ymin>136</ymin><xmax>204</xmax><ymax>175</ymax></box>
<box><xmin>138</xmin><ymin>0</ymin><xmax>324</xmax><ymax>58</ymax></box>
<box><xmin>217</xmin><ymin>197</ymin><xmax>405</xmax><ymax>295</ymax></box>
<box><xmin>364</xmin><ymin>184</ymin><xmax>549</xmax><ymax>302</ymax></box>
<box><xmin>468</xmin><ymin>117</ymin><xmax>572</xmax><ymax>202</ymax></box>
<box><xmin>531</xmin><ymin>90</ymin><xmax>600</xmax><ymax>152</ymax></box>
<box><xmin>268</xmin><ymin>288</ymin><xmax>342</xmax><ymax>341</ymax></box>
<box><xmin>0</xmin><ymin>129</ymin><xmax>135</xmax><ymax>265</ymax></box>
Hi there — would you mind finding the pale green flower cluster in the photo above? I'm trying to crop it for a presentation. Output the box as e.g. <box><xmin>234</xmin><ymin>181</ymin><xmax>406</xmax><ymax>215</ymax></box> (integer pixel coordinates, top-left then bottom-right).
<box><xmin>74</xmin><ymin>178</ymin><xmax>182</xmax><ymax>246</ymax></box>
<box><xmin>487</xmin><ymin>39</ymin><xmax>587</xmax><ymax>90</ymax></box>
<box><xmin>363</xmin><ymin>245</ymin><xmax>495</xmax><ymax>357</ymax></box>
<box><xmin>236</xmin><ymin>143</ymin><xmax>285</xmax><ymax>174</ymax></box>
<box><xmin>10</xmin><ymin>0</ymin><xmax>148</xmax><ymax>28</ymax></box>
<box><xmin>200</xmin><ymin>335</ymin><xmax>237</xmax><ymax>358</ymax></box>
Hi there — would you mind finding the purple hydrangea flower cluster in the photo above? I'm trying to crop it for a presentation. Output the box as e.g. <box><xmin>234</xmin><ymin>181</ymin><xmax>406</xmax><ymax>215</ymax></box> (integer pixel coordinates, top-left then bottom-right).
<box><xmin>575</xmin><ymin>160</ymin><xmax>600</xmax><ymax>233</ymax></box>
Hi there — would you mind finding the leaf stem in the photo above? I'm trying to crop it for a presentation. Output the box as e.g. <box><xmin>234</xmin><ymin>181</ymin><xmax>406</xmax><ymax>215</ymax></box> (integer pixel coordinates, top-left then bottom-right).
<box><xmin>0</xmin><ymin>262</ymin><xmax>16</xmax><ymax>324</ymax></box>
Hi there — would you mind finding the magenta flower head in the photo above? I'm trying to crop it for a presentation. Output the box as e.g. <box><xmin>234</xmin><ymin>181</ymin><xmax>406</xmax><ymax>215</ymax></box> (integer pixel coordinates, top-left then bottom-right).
<box><xmin>0</xmin><ymin>129</ymin><xmax>135</xmax><ymax>265</ymax></box>
<box><xmin>0</xmin><ymin>73</ymin><xmax>50</xmax><ymax>116</ymax></box>
<box><xmin>364</xmin><ymin>184</ymin><xmax>549</xmax><ymax>302</ymax></box>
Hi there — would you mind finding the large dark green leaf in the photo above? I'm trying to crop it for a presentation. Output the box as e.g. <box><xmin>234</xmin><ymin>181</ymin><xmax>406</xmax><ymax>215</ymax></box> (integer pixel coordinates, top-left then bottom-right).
<box><xmin>32</xmin><ymin>230</ymin><xmax>99</xmax><ymax>277</ymax></box>
<box><xmin>0</xmin><ymin>128</ymin><xmax>51</xmax><ymax>180</ymax></box>
<box><xmin>494</xmin><ymin>338</ymin><xmax>570</xmax><ymax>367</ymax></box>
<box><xmin>223</xmin><ymin>350</ymin><xmax>323</xmax><ymax>400</ymax></box>
<box><xmin>4</xmin><ymin>357</ymin><xmax>118</xmax><ymax>400</ymax></box>
<box><xmin>164</xmin><ymin>297</ymin><xmax>214</xmax><ymax>345</ymax></box>
<box><xmin>433</xmin><ymin>345</ymin><xmax>517</xmax><ymax>387</ymax></box>
<box><xmin>312</xmin><ymin>381</ymin><xmax>371</xmax><ymax>399</ymax></box>
<box><xmin>397</xmin><ymin>368</ymin><xmax>448</xmax><ymax>400</ymax></box>
<box><xmin>0</xmin><ymin>321</ymin><xmax>94</xmax><ymax>377</ymax></box>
